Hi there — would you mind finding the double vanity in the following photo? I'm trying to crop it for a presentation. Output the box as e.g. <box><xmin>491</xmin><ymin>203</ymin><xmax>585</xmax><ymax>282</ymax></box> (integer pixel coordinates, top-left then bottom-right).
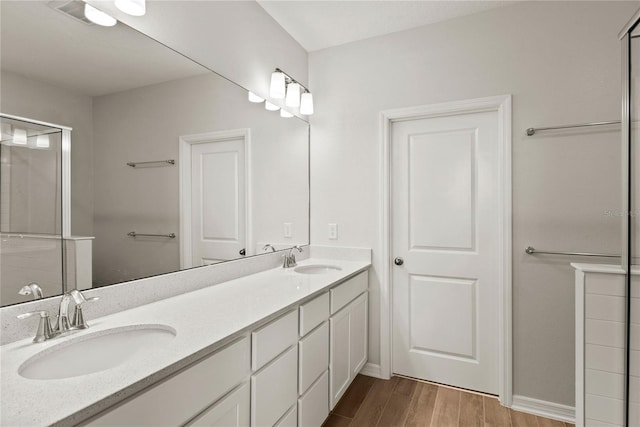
<box><xmin>1</xmin><ymin>252</ymin><xmax>371</xmax><ymax>426</ymax></box>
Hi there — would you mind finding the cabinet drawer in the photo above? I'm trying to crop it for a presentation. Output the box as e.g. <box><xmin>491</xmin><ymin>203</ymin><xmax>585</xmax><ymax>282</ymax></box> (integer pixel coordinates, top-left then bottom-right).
<box><xmin>298</xmin><ymin>371</ymin><xmax>329</xmax><ymax>427</ymax></box>
<box><xmin>87</xmin><ymin>336</ymin><xmax>250</xmax><ymax>426</ymax></box>
<box><xmin>187</xmin><ymin>382</ymin><xmax>249</xmax><ymax>426</ymax></box>
<box><xmin>299</xmin><ymin>321</ymin><xmax>329</xmax><ymax>394</ymax></box>
<box><xmin>252</xmin><ymin>309</ymin><xmax>298</xmax><ymax>371</ymax></box>
<box><xmin>300</xmin><ymin>292</ymin><xmax>330</xmax><ymax>336</ymax></box>
<box><xmin>275</xmin><ymin>405</ymin><xmax>297</xmax><ymax>427</ymax></box>
<box><xmin>251</xmin><ymin>346</ymin><xmax>298</xmax><ymax>427</ymax></box>
<box><xmin>330</xmin><ymin>271</ymin><xmax>368</xmax><ymax>314</ymax></box>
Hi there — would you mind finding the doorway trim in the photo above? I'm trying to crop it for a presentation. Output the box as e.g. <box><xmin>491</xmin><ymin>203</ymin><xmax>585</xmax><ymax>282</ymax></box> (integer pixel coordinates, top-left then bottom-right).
<box><xmin>179</xmin><ymin>128</ymin><xmax>252</xmax><ymax>269</ymax></box>
<box><xmin>378</xmin><ymin>95</ymin><xmax>512</xmax><ymax>405</ymax></box>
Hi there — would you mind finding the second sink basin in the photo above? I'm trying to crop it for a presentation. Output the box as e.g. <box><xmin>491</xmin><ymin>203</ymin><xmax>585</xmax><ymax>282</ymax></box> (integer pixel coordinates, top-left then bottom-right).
<box><xmin>294</xmin><ymin>264</ymin><xmax>342</xmax><ymax>274</ymax></box>
<box><xmin>19</xmin><ymin>324</ymin><xmax>176</xmax><ymax>380</ymax></box>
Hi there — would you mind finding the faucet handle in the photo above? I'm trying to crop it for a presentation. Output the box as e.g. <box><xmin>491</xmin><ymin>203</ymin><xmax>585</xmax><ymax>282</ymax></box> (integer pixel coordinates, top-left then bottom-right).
<box><xmin>71</xmin><ymin>296</ymin><xmax>99</xmax><ymax>329</ymax></box>
<box><xmin>17</xmin><ymin>311</ymin><xmax>56</xmax><ymax>343</ymax></box>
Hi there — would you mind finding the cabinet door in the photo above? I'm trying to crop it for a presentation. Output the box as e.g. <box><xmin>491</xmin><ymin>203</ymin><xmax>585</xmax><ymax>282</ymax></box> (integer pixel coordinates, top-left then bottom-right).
<box><xmin>188</xmin><ymin>382</ymin><xmax>249</xmax><ymax>427</ymax></box>
<box><xmin>251</xmin><ymin>346</ymin><xmax>298</xmax><ymax>427</ymax></box>
<box><xmin>350</xmin><ymin>292</ymin><xmax>368</xmax><ymax>379</ymax></box>
<box><xmin>329</xmin><ymin>292</ymin><xmax>369</xmax><ymax>409</ymax></box>
<box><xmin>329</xmin><ymin>302</ymin><xmax>352</xmax><ymax>409</ymax></box>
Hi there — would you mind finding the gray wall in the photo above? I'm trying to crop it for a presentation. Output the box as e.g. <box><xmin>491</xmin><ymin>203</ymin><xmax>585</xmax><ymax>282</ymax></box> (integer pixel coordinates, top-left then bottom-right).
<box><xmin>308</xmin><ymin>1</ymin><xmax>636</xmax><ymax>406</ymax></box>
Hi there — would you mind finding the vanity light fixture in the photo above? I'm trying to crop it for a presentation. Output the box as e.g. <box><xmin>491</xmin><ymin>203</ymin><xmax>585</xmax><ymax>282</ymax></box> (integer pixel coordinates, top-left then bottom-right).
<box><xmin>115</xmin><ymin>0</ymin><xmax>146</xmax><ymax>16</ymax></box>
<box><xmin>280</xmin><ymin>109</ymin><xmax>293</xmax><ymax>118</ymax></box>
<box><xmin>300</xmin><ymin>91</ymin><xmax>314</xmax><ymax>116</ymax></box>
<box><xmin>270</xmin><ymin>70</ymin><xmax>286</xmax><ymax>99</ymax></box>
<box><xmin>269</xmin><ymin>68</ymin><xmax>314</xmax><ymax>115</ymax></box>
<box><xmin>285</xmin><ymin>82</ymin><xmax>301</xmax><ymax>108</ymax></box>
<box><xmin>84</xmin><ymin>3</ymin><xmax>117</xmax><ymax>27</ymax></box>
<box><xmin>12</xmin><ymin>128</ymin><xmax>27</xmax><ymax>145</ymax></box>
<box><xmin>265</xmin><ymin>101</ymin><xmax>280</xmax><ymax>111</ymax></box>
<box><xmin>248</xmin><ymin>92</ymin><xmax>265</xmax><ymax>103</ymax></box>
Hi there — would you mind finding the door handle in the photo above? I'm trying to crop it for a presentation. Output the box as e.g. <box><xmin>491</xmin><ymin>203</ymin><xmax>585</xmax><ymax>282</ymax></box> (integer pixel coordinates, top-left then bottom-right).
<box><xmin>394</xmin><ymin>257</ymin><xmax>404</xmax><ymax>266</ymax></box>
<box><xmin>239</xmin><ymin>248</ymin><xmax>246</xmax><ymax>256</ymax></box>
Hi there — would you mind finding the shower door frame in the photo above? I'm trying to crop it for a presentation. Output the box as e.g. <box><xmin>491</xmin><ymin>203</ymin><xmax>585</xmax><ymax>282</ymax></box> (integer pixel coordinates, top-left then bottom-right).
<box><xmin>619</xmin><ymin>10</ymin><xmax>638</xmax><ymax>427</ymax></box>
<box><xmin>0</xmin><ymin>113</ymin><xmax>72</xmax><ymax>292</ymax></box>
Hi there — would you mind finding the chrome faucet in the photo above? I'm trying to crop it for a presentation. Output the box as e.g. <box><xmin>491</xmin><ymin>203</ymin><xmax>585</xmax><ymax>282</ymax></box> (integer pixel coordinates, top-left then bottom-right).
<box><xmin>17</xmin><ymin>289</ymin><xmax>99</xmax><ymax>343</ymax></box>
<box><xmin>19</xmin><ymin>282</ymin><xmax>44</xmax><ymax>300</ymax></box>
<box><xmin>282</xmin><ymin>245</ymin><xmax>303</xmax><ymax>268</ymax></box>
<box><xmin>263</xmin><ymin>244</ymin><xmax>276</xmax><ymax>252</ymax></box>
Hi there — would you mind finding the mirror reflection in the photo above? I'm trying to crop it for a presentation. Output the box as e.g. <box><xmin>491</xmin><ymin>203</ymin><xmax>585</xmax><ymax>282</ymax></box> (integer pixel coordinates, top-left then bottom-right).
<box><xmin>0</xmin><ymin>1</ymin><xmax>310</xmax><ymax>307</ymax></box>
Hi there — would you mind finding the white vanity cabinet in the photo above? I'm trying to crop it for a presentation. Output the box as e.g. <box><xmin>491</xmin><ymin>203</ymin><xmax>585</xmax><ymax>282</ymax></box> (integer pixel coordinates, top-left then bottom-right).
<box><xmin>329</xmin><ymin>271</ymin><xmax>369</xmax><ymax>409</ymax></box>
<box><xmin>78</xmin><ymin>268</ymin><xmax>370</xmax><ymax>427</ymax></box>
<box><xmin>85</xmin><ymin>336</ymin><xmax>251</xmax><ymax>426</ymax></box>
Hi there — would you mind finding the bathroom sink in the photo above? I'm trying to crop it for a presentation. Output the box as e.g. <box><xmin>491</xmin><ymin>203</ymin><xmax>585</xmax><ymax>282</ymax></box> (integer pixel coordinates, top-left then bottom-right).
<box><xmin>294</xmin><ymin>264</ymin><xmax>342</xmax><ymax>274</ymax></box>
<box><xmin>19</xmin><ymin>324</ymin><xmax>176</xmax><ymax>380</ymax></box>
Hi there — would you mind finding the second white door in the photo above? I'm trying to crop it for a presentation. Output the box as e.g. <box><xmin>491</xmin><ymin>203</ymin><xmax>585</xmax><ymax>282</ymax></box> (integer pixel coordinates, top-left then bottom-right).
<box><xmin>391</xmin><ymin>109</ymin><xmax>501</xmax><ymax>394</ymax></box>
<box><xmin>189</xmin><ymin>136</ymin><xmax>246</xmax><ymax>266</ymax></box>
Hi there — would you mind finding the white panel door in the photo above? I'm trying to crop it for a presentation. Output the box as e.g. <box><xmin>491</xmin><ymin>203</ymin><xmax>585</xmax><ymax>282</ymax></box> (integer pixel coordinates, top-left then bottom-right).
<box><xmin>191</xmin><ymin>138</ymin><xmax>245</xmax><ymax>265</ymax></box>
<box><xmin>391</xmin><ymin>110</ymin><xmax>500</xmax><ymax>394</ymax></box>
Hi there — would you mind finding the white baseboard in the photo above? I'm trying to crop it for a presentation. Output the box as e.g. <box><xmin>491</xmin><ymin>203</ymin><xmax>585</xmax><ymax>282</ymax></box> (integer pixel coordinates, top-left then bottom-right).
<box><xmin>359</xmin><ymin>363</ymin><xmax>385</xmax><ymax>379</ymax></box>
<box><xmin>511</xmin><ymin>395</ymin><xmax>575</xmax><ymax>424</ymax></box>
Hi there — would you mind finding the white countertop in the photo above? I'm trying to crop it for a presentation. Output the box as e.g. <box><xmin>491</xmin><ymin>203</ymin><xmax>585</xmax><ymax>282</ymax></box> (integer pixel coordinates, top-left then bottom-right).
<box><xmin>1</xmin><ymin>258</ymin><xmax>370</xmax><ymax>426</ymax></box>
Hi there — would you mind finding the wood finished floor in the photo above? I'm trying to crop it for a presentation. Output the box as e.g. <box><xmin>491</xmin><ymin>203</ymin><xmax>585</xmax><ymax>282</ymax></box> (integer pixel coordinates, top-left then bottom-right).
<box><xmin>322</xmin><ymin>375</ymin><xmax>575</xmax><ymax>427</ymax></box>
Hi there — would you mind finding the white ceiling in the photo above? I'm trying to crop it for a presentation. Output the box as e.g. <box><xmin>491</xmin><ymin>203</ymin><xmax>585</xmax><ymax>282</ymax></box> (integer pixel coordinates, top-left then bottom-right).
<box><xmin>0</xmin><ymin>1</ymin><xmax>206</xmax><ymax>97</ymax></box>
<box><xmin>257</xmin><ymin>0</ymin><xmax>515</xmax><ymax>52</ymax></box>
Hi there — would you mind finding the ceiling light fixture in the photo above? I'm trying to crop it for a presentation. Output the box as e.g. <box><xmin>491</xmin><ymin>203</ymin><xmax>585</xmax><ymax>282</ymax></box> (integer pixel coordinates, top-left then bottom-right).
<box><xmin>248</xmin><ymin>92</ymin><xmax>265</xmax><ymax>103</ymax></box>
<box><xmin>280</xmin><ymin>109</ymin><xmax>293</xmax><ymax>118</ymax></box>
<box><xmin>36</xmin><ymin>134</ymin><xmax>50</xmax><ymax>149</ymax></box>
<box><xmin>114</xmin><ymin>0</ymin><xmax>146</xmax><ymax>16</ymax></box>
<box><xmin>84</xmin><ymin>3</ymin><xmax>117</xmax><ymax>26</ymax></box>
<box><xmin>269</xmin><ymin>68</ymin><xmax>314</xmax><ymax>115</ymax></box>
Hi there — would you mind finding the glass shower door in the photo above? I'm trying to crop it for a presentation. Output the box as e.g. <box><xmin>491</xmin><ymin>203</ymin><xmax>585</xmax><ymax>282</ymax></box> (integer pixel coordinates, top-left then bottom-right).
<box><xmin>0</xmin><ymin>115</ymin><xmax>65</xmax><ymax>306</ymax></box>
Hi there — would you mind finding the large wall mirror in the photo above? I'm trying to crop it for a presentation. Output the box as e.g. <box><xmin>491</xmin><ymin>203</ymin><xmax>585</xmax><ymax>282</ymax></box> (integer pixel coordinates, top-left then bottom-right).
<box><xmin>0</xmin><ymin>1</ymin><xmax>309</xmax><ymax>307</ymax></box>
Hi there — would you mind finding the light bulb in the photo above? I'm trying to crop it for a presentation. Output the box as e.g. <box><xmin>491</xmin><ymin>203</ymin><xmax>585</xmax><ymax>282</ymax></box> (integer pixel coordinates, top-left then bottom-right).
<box><xmin>270</xmin><ymin>71</ymin><xmax>286</xmax><ymax>99</ymax></box>
<box><xmin>248</xmin><ymin>92</ymin><xmax>264</xmax><ymax>103</ymax></box>
<box><xmin>300</xmin><ymin>92</ymin><xmax>314</xmax><ymax>115</ymax></box>
<box><xmin>285</xmin><ymin>83</ymin><xmax>301</xmax><ymax>108</ymax></box>
<box><xmin>115</xmin><ymin>0</ymin><xmax>146</xmax><ymax>16</ymax></box>
<box><xmin>36</xmin><ymin>135</ymin><xmax>50</xmax><ymax>148</ymax></box>
<box><xmin>280</xmin><ymin>109</ymin><xmax>293</xmax><ymax>118</ymax></box>
<box><xmin>12</xmin><ymin>128</ymin><xmax>27</xmax><ymax>145</ymax></box>
<box><xmin>84</xmin><ymin>4</ymin><xmax>117</xmax><ymax>26</ymax></box>
<box><xmin>265</xmin><ymin>101</ymin><xmax>280</xmax><ymax>111</ymax></box>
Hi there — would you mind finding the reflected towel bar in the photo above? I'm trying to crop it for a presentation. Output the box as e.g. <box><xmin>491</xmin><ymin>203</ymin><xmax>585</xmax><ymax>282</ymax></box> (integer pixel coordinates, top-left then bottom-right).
<box><xmin>525</xmin><ymin>246</ymin><xmax>619</xmax><ymax>258</ymax></box>
<box><xmin>126</xmin><ymin>160</ymin><xmax>175</xmax><ymax>167</ymax></box>
<box><xmin>526</xmin><ymin>120</ymin><xmax>621</xmax><ymax>136</ymax></box>
<box><xmin>128</xmin><ymin>231</ymin><xmax>176</xmax><ymax>238</ymax></box>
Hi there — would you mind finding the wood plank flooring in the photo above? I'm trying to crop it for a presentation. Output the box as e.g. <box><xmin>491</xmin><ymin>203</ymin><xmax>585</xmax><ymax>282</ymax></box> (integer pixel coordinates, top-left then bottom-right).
<box><xmin>323</xmin><ymin>375</ymin><xmax>574</xmax><ymax>427</ymax></box>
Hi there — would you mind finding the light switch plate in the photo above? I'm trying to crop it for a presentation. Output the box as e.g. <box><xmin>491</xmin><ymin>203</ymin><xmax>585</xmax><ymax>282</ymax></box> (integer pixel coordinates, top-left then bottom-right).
<box><xmin>328</xmin><ymin>223</ymin><xmax>338</xmax><ymax>240</ymax></box>
<box><xmin>284</xmin><ymin>222</ymin><xmax>292</xmax><ymax>238</ymax></box>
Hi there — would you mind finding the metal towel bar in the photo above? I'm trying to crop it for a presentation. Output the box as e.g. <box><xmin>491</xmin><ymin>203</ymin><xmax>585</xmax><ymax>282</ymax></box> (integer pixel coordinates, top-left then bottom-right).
<box><xmin>526</xmin><ymin>120</ymin><xmax>620</xmax><ymax>136</ymax></box>
<box><xmin>525</xmin><ymin>246</ymin><xmax>619</xmax><ymax>258</ymax></box>
<box><xmin>127</xmin><ymin>231</ymin><xmax>176</xmax><ymax>238</ymax></box>
<box><xmin>126</xmin><ymin>159</ymin><xmax>175</xmax><ymax>167</ymax></box>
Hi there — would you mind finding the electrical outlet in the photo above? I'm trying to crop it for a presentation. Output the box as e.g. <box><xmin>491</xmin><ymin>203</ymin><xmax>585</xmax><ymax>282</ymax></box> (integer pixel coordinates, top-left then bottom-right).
<box><xmin>328</xmin><ymin>223</ymin><xmax>338</xmax><ymax>240</ymax></box>
<box><xmin>284</xmin><ymin>222</ymin><xmax>292</xmax><ymax>238</ymax></box>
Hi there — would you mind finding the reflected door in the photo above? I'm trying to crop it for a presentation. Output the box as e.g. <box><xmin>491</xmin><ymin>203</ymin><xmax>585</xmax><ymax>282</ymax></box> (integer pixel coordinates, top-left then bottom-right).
<box><xmin>185</xmin><ymin>134</ymin><xmax>246</xmax><ymax>266</ymax></box>
<box><xmin>391</xmin><ymin>109</ymin><xmax>500</xmax><ymax>394</ymax></box>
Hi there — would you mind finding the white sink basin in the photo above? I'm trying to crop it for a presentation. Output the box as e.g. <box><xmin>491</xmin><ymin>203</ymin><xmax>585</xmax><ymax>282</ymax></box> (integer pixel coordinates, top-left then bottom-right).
<box><xmin>294</xmin><ymin>264</ymin><xmax>342</xmax><ymax>274</ymax></box>
<box><xmin>19</xmin><ymin>324</ymin><xmax>176</xmax><ymax>380</ymax></box>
